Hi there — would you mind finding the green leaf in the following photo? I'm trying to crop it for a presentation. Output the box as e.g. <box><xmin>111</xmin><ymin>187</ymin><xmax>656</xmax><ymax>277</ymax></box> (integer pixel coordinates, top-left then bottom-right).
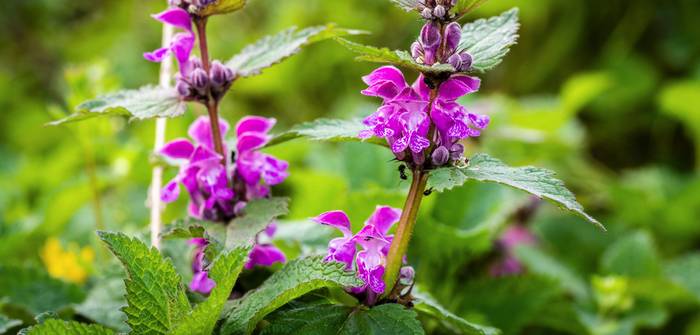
<box><xmin>390</xmin><ymin>0</ymin><xmax>420</xmax><ymax>11</ymax></box>
<box><xmin>458</xmin><ymin>8</ymin><xmax>520</xmax><ymax>72</ymax></box>
<box><xmin>665</xmin><ymin>253</ymin><xmax>700</xmax><ymax>303</ymax></box>
<box><xmin>335</xmin><ymin>38</ymin><xmax>455</xmax><ymax>76</ymax></box>
<box><xmin>20</xmin><ymin>319</ymin><xmax>115</xmax><ymax>335</ymax></box>
<box><xmin>171</xmin><ymin>248</ymin><xmax>249</xmax><ymax>335</ymax></box>
<box><xmin>160</xmin><ymin>220</ymin><xmax>206</xmax><ymax>240</ymax></box>
<box><xmin>227</xmin><ymin>25</ymin><xmax>365</xmax><ymax>78</ymax></box>
<box><xmin>48</xmin><ymin>85</ymin><xmax>185</xmax><ymax>126</ymax></box>
<box><xmin>428</xmin><ymin>153</ymin><xmax>602</xmax><ymax>229</ymax></box>
<box><xmin>219</xmin><ymin>257</ymin><xmax>363</xmax><ymax>334</ymax></box>
<box><xmin>97</xmin><ymin>231</ymin><xmax>190</xmax><ymax>335</ymax></box>
<box><xmin>266</xmin><ymin>118</ymin><xmax>386</xmax><ymax>148</ymax></box>
<box><xmin>197</xmin><ymin>0</ymin><xmax>246</xmax><ymax>17</ymax></box>
<box><xmin>514</xmin><ymin>245</ymin><xmax>589</xmax><ymax>301</ymax></box>
<box><xmin>413</xmin><ymin>290</ymin><xmax>500</xmax><ymax>335</ymax></box>
<box><xmin>453</xmin><ymin>0</ymin><xmax>489</xmax><ymax>17</ymax></box>
<box><xmin>0</xmin><ymin>265</ymin><xmax>85</xmax><ymax>315</ymax></box>
<box><xmin>339</xmin><ymin>304</ymin><xmax>424</xmax><ymax>335</ymax></box>
<box><xmin>260</xmin><ymin>302</ymin><xmax>353</xmax><ymax>335</ymax></box>
<box><xmin>600</xmin><ymin>230</ymin><xmax>661</xmax><ymax>277</ymax></box>
<box><xmin>0</xmin><ymin>314</ymin><xmax>22</xmax><ymax>333</ymax></box>
<box><xmin>74</xmin><ymin>276</ymin><xmax>128</xmax><ymax>332</ymax></box>
<box><xmin>226</xmin><ymin>197</ymin><xmax>289</xmax><ymax>249</ymax></box>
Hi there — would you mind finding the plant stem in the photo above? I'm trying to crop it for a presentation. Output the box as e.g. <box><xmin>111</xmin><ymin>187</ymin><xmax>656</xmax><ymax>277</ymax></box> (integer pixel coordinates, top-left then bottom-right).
<box><xmin>195</xmin><ymin>17</ymin><xmax>226</xmax><ymax>161</ymax></box>
<box><xmin>149</xmin><ymin>17</ymin><xmax>175</xmax><ymax>250</ymax></box>
<box><xmin>382</xmin><ymin>168</ymin><xmax>429</xmax><ymax>297</ymax></box>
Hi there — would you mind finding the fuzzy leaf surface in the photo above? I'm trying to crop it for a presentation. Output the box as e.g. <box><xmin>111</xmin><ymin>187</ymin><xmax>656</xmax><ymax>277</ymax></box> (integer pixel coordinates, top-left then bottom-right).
<box><xmin>459</xmin><ymin>8</ymin><xmax>520</xmax><ymax>72</ymax></box>
<box><xmin>48</xmin><ymin>86</ymin><xmax>185</xmax><ymax>126</ymax></box>
<box><xmin>226</xmin><ymin>197</ymin><xmax>289</xmax><ymax>249</ymax></box>
<box><xmin>20</xmin><ymin>319</ymin><xmax>115</xmax><ymax>335</ymax></box>
<box><xmin>390</xmin><ymin>0</ymin><xmax>420</xmax><ymax>11</ymax></box>
<box><xmin>428</xmin><ymin>153</ymin><xmax>602</xmax><ymax>228</ymax></box>
<box><xmin>335</xmin><ymin>38</ymin><xmax>455</xmax><ymax>76</ymax></box>
<box><xmin>227</xmin><ymin>25</ymin><xmax>364</xmax><ymax>78</ymax></box>
<box><xmin>171</xmin><ymin>247</ymin><xmax>248</xmax><ymax>335</ymax></box>
<box><xmin>97</xmin><ymin>231</ymin><xmax>190</xmax><ymax>335</ymax></box>
<box><xmin>219</xmin><ymin>257</ymin><xmax>363</xmax><ymax>334</ymax></box>
<box><xmin>266</xmin><ymin>118</ymin><xmax>386</xmax><ymax>148</ymax></box>
<box><xmin>338</xmin><ymin>304</ymin><xmax>424</xmax><ymax>335</ymax></box>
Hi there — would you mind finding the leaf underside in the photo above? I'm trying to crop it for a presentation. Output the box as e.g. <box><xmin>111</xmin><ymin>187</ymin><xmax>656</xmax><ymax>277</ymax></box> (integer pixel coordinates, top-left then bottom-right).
<box><xmin>390</xmin><ymin>0</ymin><xmax>420</xmax><ymax>12</ymax></box>
<box><xmin>458</xmin><ymin>8</ymin><xmax>520</xmax><ymax>72</ymax></box>
<box><xmin>265</xmin><ymin>118</ymin><xmax>386</xmax><ymax>148</ymax></box>
<box><xmin>226</xmin><ymin>197</ymin><xmax>289</xmax><ymax>249</ymax></box>
<box><xmin>428</xmin><ymin>153</ymin><xmax>602</xmax><ymax>229</ymax></box>
<box><xmin>48</xmin><ymin>85</ymin><xmax>185</xmax><ymax>126</ymax></box>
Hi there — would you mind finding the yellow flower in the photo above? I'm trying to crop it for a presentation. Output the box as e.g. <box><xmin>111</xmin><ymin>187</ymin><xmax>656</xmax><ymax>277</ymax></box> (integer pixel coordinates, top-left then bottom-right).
<box><xmin>41</xmin><ymin>238</ymin><xmax>94</xmax><ymax>284</ymax></box>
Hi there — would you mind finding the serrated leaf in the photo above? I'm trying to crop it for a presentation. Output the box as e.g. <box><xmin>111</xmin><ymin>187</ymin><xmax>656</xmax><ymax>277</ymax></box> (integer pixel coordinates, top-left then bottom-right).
<box><xmin>339</xmin><ymin>304</ymin><xmax>424</xmax><ymax>335</ymax></box>
<box><xmin>413</xmin><ymin>290</ymin><xmax>500</xmax><ymax>335</ymax></box>
<box><xmin>265</xmin><ymin>118</ymin><xmax>386</xmax><ymax>148</ymax></box>
<box><xmin>97</xmin><ymin>231</ymin><xmax>190</xmax><ymax>335</ymax></box>
<box><xmin>458</xmin><ymin>8</ymin><xmax>520</xmax><ymax>72</ymax></box>
<box><xmin>197</xmin><ymin>0</ymin><xmax>246</xmax><ymax>17</ymax></box>
<box><xmin>161</xmin><ymin>220</ymin><xmax>207</xmax><ymax>240</ymax></box>
<box><xmin>19</xmin><ymin>319</ymin><xmax>115</xmax><ymax>335</ymax></box>
<box><xmin>261</xmin><ymin>302</ymin><xmax>353</xmax><ymax>335</ymax></box>
<box><xmin>219</xmin><ymin>257</ymin><xmax>363</xmax><ymax>334</ymax></box>
<box><xmin>0</xmin><ymin>313</ymin><xmax>22</xmax><ymax>333</ymax></box>
<box><xmin>453</xmin><ymin>0</ymin><xmax>489</xmax><ymax>17</ymax></box>
<box><xmin>390</xmin><ymin>0</ymin><xmax>420</xmax><ymax>11</ymax></box>
<box><xmin>335</xmin><ymin>38</ymin><xmax>455</xmax><ymax>76</ymax></box>
<box><xmin>0</xmin><ymin>265</ymin><xmax>84</xmax><ymax>315</ymax></box>
<box><xmin>226</xmin><ymin>197</ymin><xmax>289</xmax><ymax>249</ymax></box>
<box><xmin>48</xmin><ymin>85</ymin><xmax>185</xmax><ymax>126</ymax></box>
<box><xmin>171</xmin><ymin>247</ymin><xmax>248</xmax><ymax>335</ymax></box>
<box><xmin>428</xmin><ymin>153</ymin><xmax>602</xmax><ymax>229</ymax></box>
<box><xmin>227</xmin><ymin>25</ymin><xmax>365</xmax><ymax>78</ymax></box>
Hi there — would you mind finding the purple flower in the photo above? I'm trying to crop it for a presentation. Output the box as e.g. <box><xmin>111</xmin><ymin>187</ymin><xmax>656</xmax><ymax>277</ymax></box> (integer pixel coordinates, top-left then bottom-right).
<box><xmin>411</xmin><ymin>21</ymin><xmax>473</xmax><ymax>72</ymax></box>
<box><xmin>245</xmin><ymin>223</ymin><xmax>287</xmax><ymax>269</ymax></box>
<box><xmin>313</xmin><ymin>206</ymin><xmax>402</xmax><ymax>295</ymax></box>
<box><xmin>360</xmin><ymin>66</ymin><xmax>488</xmax><ymax>166</ymax></box>
<box><xmin>490</xmin><ymin>225</ymin><xmax>537</xmax><ymax>277</ymax></box>
<box><xmin>144</xmin><ymin>8</ymin><xmax>195</xmax><ymax>76</ymax></box>
<box><xmin>189</xmin><ymin>238</ymin><xmax>215</xmax><ymax>294</ymax></box>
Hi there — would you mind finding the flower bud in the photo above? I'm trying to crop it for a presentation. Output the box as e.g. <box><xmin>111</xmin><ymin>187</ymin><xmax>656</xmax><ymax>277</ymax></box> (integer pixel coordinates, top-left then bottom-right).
<box><xmin>190</xmin><ymin>57</ymin><xmax>203</xmax><ymax>70</ymax></box>
<box><xmin>191</xmin><ymin>68</ymin><xmax>209</xmax><ymax>90</ymax></box>
<box><xmin>176</xmin><ymin>80</ymin><xmax>192</xmax><ymax>97</ymax></box>
<box><xmin>421</xmin><ymin>8</ymin><xmax>433</xmax><ymax>19</ymax></box>
<box><xmin>443</xmin><ymin>22</ymin><xmax>462</xmax><ymax>56</ymax></box>
<box><xmin>410</xmin><ymin>42</ymin><xmax>424</xmax><ymax>62</ymax></box>
<box><xmin>450</xmin><ymin>143</ymin><xmax>464</xmax><ymax>160</ymax></box>
<box><xmin>419</xmin><ymin>22</ymin><xmax>441</xmax><ymax>64</ymax></box>
<box><xmin>448</xmin><ymin>52</ymin><xmax>473</xmax><ymax>72</ymax></box>
<box><xmin>210</xmin><ymin>60</ymin><xmax>228</xmax><ymax>87</ymax></box>
<box><xmin>431</xmin><ymin>146</ymin><xmax>450</xmax><ymax>166</ymax></box>
<box><xmin>433</xmin><ymin>5</ymin><xmax>446</xmax><ymax>18</ymax></box>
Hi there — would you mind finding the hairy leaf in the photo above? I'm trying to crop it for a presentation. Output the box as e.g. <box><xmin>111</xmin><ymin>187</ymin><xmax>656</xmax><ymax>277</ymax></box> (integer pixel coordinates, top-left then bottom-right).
<box><xmin>429</xmin><ymin>153</ymin><xmax>602</xmax><ymax>228</ymax></box>
<box><xmin>227</xmin><ymin>25</ymin><xmax>365</xmax><ymax>78</ymax></box>
<box><xmin>339</xmin><ymin>304</ymin><xmax>424</xmax><ymax>335</ymax></box>
<box><xmin>335</xmin><ymin>38</ymin><xmax>455</xmax><ymax>76</ymax></box>
<box><xmin>0</xmin><ymin>314</ymin><xmax>21</xmax><ymax>333</ymax></box>
<box><xmin>219</xmin><ymin>257</ymin><xmax>363</xmax><ymax>334</ymax></box>
<box><xmin>261</xmin><ymin>302</ymin><xmax>352</xmax><ymax>335</ymax></box>
<box><xmin>413</xmin><ymin>290</ymin><xmax>500</xmax><ymax>335</ymax></box>
<box><xmin>0</xmin><ymin>265</ymin><xmax>84</xmax><ymax>315</ymax></box>
<box><xmin>171</xmin><ymin>248</ymin><xmax>248</xmax><ymax>335</ymax></box>
<box><xmin>198</xmin><ymin>0</ymin><xmax>246</xmax><ymax>17</ymax></box>
<box><xmin>390</xmin><ymin>0</ymin><xmax>420</xmax><ymax>11</ymax></box>
<box><xmin>97</xmin><ymin>231</ymin><xmax>190</xmax><ymax>335</ymax></box>
<box><xmin>226</xmin><ymin>197</ymin><xmax>289</xmax><ymax>249</ymax></box>
<box><xmin>20</xmin><ymin>319</ymin><xmax>115</xmax><ymax>335</ymax></box>
<box><xmin>453</xmin><ymin>0</ymin><xmax>489</xmax><ymax>17</ymax></box>
<box><xmin>161</xmin><ymin>220</ymin><xmax>206</xmax><ymax>240</ymax></box>
<box><xmin>266</xmin><ymin>118</ymin><xmax>386</xmax><ymax>148</ymax></box>
<box><xmin>48</xmin><ymin>86</ymin><xmax>185</xmax><ymax>126</ymax></box>
<box><xmin>459</xmin><ymin>8</ymin><xmax>520</xmax><ymax>72</ymax></box>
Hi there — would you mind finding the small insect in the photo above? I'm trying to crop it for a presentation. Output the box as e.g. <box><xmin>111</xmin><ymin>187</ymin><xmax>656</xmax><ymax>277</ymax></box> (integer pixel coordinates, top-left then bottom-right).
<box><xmin>398</xmin><ymin>164</ymin><xmax>408</xmax><ymax>180</ymax></box>
<box><xmin>423</xmin><ymin>187</ymin><xmax>434</xmax><ymax>196</ymax></box>
<box><xmin>230</xmin><ymin>151</ymin><xmax>237</xmax><ymax>162</ymax></box>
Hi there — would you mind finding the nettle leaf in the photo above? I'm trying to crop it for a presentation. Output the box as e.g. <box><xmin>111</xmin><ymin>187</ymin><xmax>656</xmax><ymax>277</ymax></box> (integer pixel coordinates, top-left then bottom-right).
<box><xmin>453</xmin><ymin>0</ymin><xmax>489</xmax><ymax>17</ymax></box>
<box><xmin>161</xmin><ymin>220</ymin><xmax>206</xmax><ymax>240</ymax></box>
<box><xmin>198</xmin><ymin>0</ymin><xmax>246</xmax><ymax>17</ymax></box>
<box><xmin>340</xmin><ymin>304</ymin><xmax>424</xmax><ymax>334</ymax></box>
<box><xmin>20</xmin><ymin>319</ymin><xmax>115</xmax><ymax>335</ymax></box>
<box><xmin>226</xmin><ymin>197</ymin><xmax>289</xmax><ymax>249</ymax></box>
<box><xmin>219</xmin><ymin>257</ymin><xmax>363</xmax><ymax>334</ymax></box>
<box><xmin>390</xmin><ymin>0</ymin><xmax>420</xmax><ymax>11</ymax></box>
<box><xmin>97</xmin><ymin>231</ymin><xmax>190</xmax><ymax>335</ymax></box>
<box><xmin>458</xmin><ymin>8</ymin><xmax>520</xmax><ymax>72</ymax></box>
<box><xmin>227</xmin><ymin>25</ymin><xmax>365</xmax><ymax>78</ymax></box>
<box><xmin>413</xmin><ymin>290</ymin><xmax>500</xmax><ymax>335</ymax></box>
<box><xmin>0</xmin><ymin>314</ymin><xmax>21</xmax><ymax>333</ymax></box>
<box><xmin>171</xmin><ymin>247</ymin><xmax>249</xmax><ymax>335</ymax></box>
<box><xmin>335</xmin><ymin>38</ymin><xmax>455</xmax><ymax>76</ymax></box>
<box><xmin>429</xmin><ymin>153</ymin><xmax>602</xmax><ymax>229</ymax></box>
<box><xmin>266</xmin><ymin>118</ymin><xmax>386</xmax><ymax>148</ymax></box>
<box><xmin>48</xmin><ymin>85</ymin><xmax>185</xmax><ymax>126</ymax></box>
<box><xmin>0</xmin><ymin>265</ymin><xmax>84</xmax><ymax>315</ymax></box>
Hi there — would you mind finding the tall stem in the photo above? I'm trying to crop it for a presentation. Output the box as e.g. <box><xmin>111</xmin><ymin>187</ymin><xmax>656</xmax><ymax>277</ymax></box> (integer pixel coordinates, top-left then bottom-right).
<box><xmin>149</xmin><ymin>18</ymin><xmax>175</xmax><ymax>249</ymax></box>
<box><xmin>383</xmin><ymin>169</ymin><xmax>429</xmax><ymax>296</ymax></box>
<box><xmin>195</xmin><ymin>17</ymin><xmax>226</xmax><ymax>161</ymax></box>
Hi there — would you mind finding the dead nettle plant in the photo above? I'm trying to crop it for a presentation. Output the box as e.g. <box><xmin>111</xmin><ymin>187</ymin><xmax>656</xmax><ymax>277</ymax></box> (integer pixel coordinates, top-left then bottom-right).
<box><xmin>31</xmin><ymin>1</ymin><xmax>602</xmax><ymax>334</ymax></box>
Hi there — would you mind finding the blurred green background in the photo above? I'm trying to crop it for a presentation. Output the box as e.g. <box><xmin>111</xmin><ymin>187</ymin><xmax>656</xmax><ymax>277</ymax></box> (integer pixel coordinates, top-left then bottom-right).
<box><xmin>1</xmin><ymin>0</ymin><xmax>700</xmax><ymax>334</ymax></box>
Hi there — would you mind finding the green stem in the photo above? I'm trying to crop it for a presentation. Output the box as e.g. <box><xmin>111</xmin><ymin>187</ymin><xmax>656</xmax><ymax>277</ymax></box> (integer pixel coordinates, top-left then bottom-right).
<box><xmin>195</xmin><ymin>17</ymin><xmax>226</xmax><ymax>162</ymax></box>
<box><xmin>382</xmin><ymin>169</ymin><xmax>429</xmax><ymax>297</ymax></box>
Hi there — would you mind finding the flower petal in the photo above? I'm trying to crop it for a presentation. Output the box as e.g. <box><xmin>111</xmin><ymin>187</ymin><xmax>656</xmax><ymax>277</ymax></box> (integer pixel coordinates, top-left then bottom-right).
<box><xmin>236</xmin><ymin>132</ymin><xmax>269</xmax><ymax>154</ymax></box>
<box><xmin>439</xmin><ymin>75</ymin><xmax>481</xmax><ymax>101</ymax></box>
<box><xmin>161</xmin><ymin>138</ymin><xmax>195</xmax><ymax>160</ymax></box>
<box><xmin>366</xmin><ymin>206</ymin><xmax>402</xmax><ymax>235</ymax></box>
<box><xmin>189</xmin><ymin>271</ymin><xmax>215</xmax><ymax>294</ymax></box>
<box><xmin>144</xmin><ymin>47</ymin><xmax>170</xmax><ymax>62</ymax></box>
<box><xmin>245</xmin><ymin>244</ymin><xmax>286</xmax><ymax>269</ymax></box>
<box><xmin>188</xmin><ymin>116</ymin><xmax>230</xmax><ymax>150</ymax></box>
<box><xmin>161</xmin><ymin>178</ymin><xmax>181</xmax><ymax>203</ymax></box>
<box><xmin>152</xmin><ymin>8</ymin><xmax>192</xmax><ymax>32</ymax></box>
<box><xmin>236</xmin><ymin>116</ymin><xmax>276</xmax><ymax>137</ymax></box>
<box><xmin>312</xmin><ymin>210</ymin><xmax>352</xmax><ymax>235</ymax></box>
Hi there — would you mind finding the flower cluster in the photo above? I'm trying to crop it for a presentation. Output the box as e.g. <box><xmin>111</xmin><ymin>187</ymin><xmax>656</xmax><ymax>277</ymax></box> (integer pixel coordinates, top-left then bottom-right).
<box><xmin>489</xmin><ymin>225</ymin><xmax>537</xmax><ymax>276</ymax></box>
<box><xmin>313</xmin><ymin>206</ymin><xmax>414</xmax><ymax>300</ymax></box>
<box><xmin>412</xmin><ymin>21</ymin><xmax>472</xmax><ymax>71</ymax></box>
<box><xmin>144</xmin><ymin>8</ymin><xmax>195</xmax><ymax>76</ymax></box>
<box><xmin>359</xmin><ymin>66</ymin><xmax>488</xmax><ymax>167</ymax></box>
<box><xmin>418</xmin><ymin>0</ymin><xmax>458</xmax><ymax>21</ymax></box>
<box><xmin>169</xmin><ymin>0</ymin><xmax>217</xmax><ymax>12</ymax></box>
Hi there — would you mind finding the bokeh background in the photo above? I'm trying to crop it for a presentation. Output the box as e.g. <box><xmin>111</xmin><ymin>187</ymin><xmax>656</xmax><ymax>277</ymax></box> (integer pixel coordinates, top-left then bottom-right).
<box><xmin>1</xmin><ymin>0</ymin><xmax>700</xmax><ymax>334</ymax></box>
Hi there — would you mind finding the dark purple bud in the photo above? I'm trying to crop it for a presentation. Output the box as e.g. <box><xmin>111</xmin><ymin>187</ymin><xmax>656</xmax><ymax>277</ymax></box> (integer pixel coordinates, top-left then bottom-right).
<box><xmin>431</xmin><ymin>146</ymin><xmax>450</xmax><ymax>166</ymax></box>
<box><xmin>433</xmin><ymin>5</ymin><xmax>446</xmax><ymax>18</ymax></box>
<box><xmin>421</xmin><ymin>8</ymin><xmax>433</xmax><ymax>19</ymax></box>
<box><xmin>191</xmin><ymin>68</ymin><xmax>209</xmax><ymax>90</ymax></box>
<box><xmin>451</xmin><ymin>0</ymin><xmax>458</xmax><ymax>6</ymax></box>
<box><xmin>399</xmin><ymin>266</ymin><xmax>415</xmax><ymax>286</ymax></box>
<box><xmin>410</xmin><ymin>42</ymin><xmax>424</xmax><ymax>61</ymax></box>
<box><xmin>419</xmin><ymin>22</ymin><xmax>441</xmax><ymax>64</ymax></box>
<box><xmin>448</xmin><ymin>52</ymin><xmax>473</xmax><ymax>72</ymax></box>
<box><xmin>223</xmin><ymin>66</ymin><xmax>235</xmax><ymax>83</ymax></box>
<box><xmin>190</xmin><ymin>57</ymin><xmax>203</xmax><ymax>70</ymax></box>
<box><xmin>450</xmin><ymin>143</ymin><xmax>464</xmax><ymax>160</ymax></box>
<box><xmin>443</xmin><ymin>22</ymin><xmax>462</xmax><ymax>56</ymax></box>
<box><xmin>210</xmin><ymin>61</ymin><xmax>228</xmax><ymax>87</ymax></box>
<box><xmin>176</xmin><ymin>80</ymin><xmax>191</xmax><ymax>97</ymax></box>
